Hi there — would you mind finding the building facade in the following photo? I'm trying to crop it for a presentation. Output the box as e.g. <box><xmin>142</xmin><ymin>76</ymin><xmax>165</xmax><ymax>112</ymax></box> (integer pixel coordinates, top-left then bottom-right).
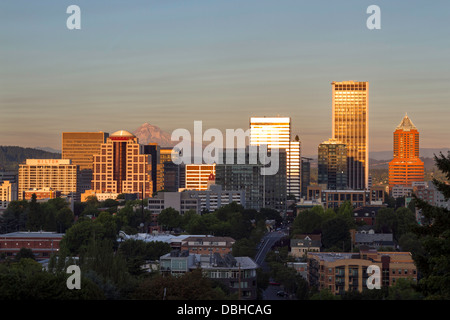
<box><xmin>332</xmin><ymin>81</ymin><xmax>369</xmax><ymax>190</ymax></box>
<box><xmin>308</xmin><ymin>249</ymin><xmax>417</xmax><ymax>296</ymax></box>
<box><xmin>62</xmin><ymin>132</ymin><xmax>109</xmax><ymax>193</ymax></box>
<box><xmin>388</xmin><ymin>114</ymin><xmax>424</xmax><ymax>190</ymax></box>
<box><xmin>91</xmin><ymin>130</ymin><xmax>152</xmax><ymax>198</ymax></box>
<box><xmin>185</xmin><ymin>164</ymin><xmax>216</xmax><ymax>191</ymax></box>
<box><xmin>250</xmin><ymin>116</ymin><xmax>301</xmax><ymax>201</ymax></box>
<box><xmin>160</xmin><ymin>251</ymin><xmax>259</xmax><ymax>300</ymax></box>
<box><xmin>318</xmin><ymin>138</ymin><xmax>348</xmax><ymax>190</ymax></box>
<box><xmin>215</xmin><ymin>148</ymin><xmax>287</xmax><ymax>212</ymax></box>
<box><xmin>18</xmin><ymin>159</ymin><xmax>78</xmax><ymax>200</ymax></box>
<box><xmin>0</xmin><ymin>180</ymin><xmax>18</xmax><ymax>211</ymax></box>
<box><xmin>180</xmin><ymin>236</ymin><xmax>236</xmax><ymax>256</ymax></box>
<box><xmin>0</xmin><ymin>231</ymin><xmax>63</xmax><ymax>260</ymax></box>
<box><xmin>185</xmin><ymin>184</ymin><xmax>245</xmax><ymax>213</ymax></box>
<box><xmin>306</xmin><ymin>185</ymin><xmax>385</xmax><ymax>209</ymax></box>
<box><xmin>148</xmin><ymin>191</ymin><xmax>200</xmax><ymax>215</ymax></box>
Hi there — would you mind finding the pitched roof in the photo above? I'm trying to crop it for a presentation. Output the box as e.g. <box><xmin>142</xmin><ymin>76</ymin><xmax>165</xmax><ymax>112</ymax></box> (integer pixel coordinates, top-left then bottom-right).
<box><xmin>396</xmin><ymin>113</ymin><xmax>417</xmax><ymax>131</ymax></box>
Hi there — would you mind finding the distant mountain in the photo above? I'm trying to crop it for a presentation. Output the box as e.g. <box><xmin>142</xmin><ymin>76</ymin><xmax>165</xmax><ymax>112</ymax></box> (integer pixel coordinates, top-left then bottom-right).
<box><xmin>0</xmin><ymin>146</ymin><xmax>61</xmax><ymax>171</ymax></box>
<box><xmin>133</xmin><ymin>123</ymin><xmax>177</xmax><ymax>147</ymax></box>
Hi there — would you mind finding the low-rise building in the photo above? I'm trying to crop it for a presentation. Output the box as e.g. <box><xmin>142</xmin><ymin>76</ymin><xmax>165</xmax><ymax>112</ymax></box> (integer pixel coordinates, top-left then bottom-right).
<box><xmin>23</xmin><ymin>188</ymin><xmax>61</xmax><ymax>200</ymax></box>
<box><xmin>148</xmin><ymin>191</ymin><xmax>200</xmax><ymax>214</ymax></box>
<box><xmin>290</xmin><ymin>234</ymin><xmax>322</xmax><ymax>258</ymax></box>
<box><xmin>306</xmin><ymin>185</ymin><xmax>385</xmax><ymax>209</ymax></box>
<box><xmin>180</xmin><ymin>236</ymin><xmax>235</xmax><ymax>256</ymax></box>
<box><xmin>159</xmin><ymin>250</ymin><xmax>259</xmax><ymax>300</ymax></box>
<box><xmin>307</xmin><ymin>248</ymin><xmax>417</xmax><ymax>296</ymax></box>
<box><xmin>0</xmin><ymin>231</ymin><xmax>63</xmax><ymax>260</ymax></box>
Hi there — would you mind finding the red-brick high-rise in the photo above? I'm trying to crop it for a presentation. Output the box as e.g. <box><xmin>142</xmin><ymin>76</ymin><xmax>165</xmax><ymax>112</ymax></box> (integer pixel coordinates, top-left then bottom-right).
<box><xmin>388</xmin><ymin>114</ymin><xmax>424</xmax><ymax>191</ymax></box>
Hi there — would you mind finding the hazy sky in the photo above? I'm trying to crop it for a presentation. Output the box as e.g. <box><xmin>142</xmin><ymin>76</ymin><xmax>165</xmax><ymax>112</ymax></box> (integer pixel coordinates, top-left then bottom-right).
<box><xmin>1</xmin><ymin>0</ymin><xmax>449</xmax><ymax>156</ymax></box>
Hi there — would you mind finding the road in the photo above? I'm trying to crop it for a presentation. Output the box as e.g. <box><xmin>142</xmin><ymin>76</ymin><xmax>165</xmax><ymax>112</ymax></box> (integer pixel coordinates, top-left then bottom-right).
<box><xmin>254</xmin><ymin>229</ymin><xmax>291</xmax><ymax>300</ymax></box>
<box><xmin>255</xmin><ymin>229</ymin><xmax>286</xmax><ymax>272</ymax></box>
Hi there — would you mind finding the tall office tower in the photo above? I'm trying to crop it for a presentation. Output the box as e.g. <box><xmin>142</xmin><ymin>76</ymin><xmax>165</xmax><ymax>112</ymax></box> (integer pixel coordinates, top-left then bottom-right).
<box><xmin>18</xmin><ymin>159</ymin><xmax>78</xmax><ymax>200</ymax></box>
<box><xmin>160</xmin><ymin>147</ymin><xmax>181</xmax><ymax>192</ymax></box>
<box><xmin>332</xmin><ymin>81</ymin><xmax>369</xmax><ymax>190</ymax></box>
<box><xmin>250</xmin><ymin>116</ymin><xmax>301</xmax><ymax>200</ymax></box>
<box><xmin>91</xmin><ymin>130</ymin><xmax>152</xmax><ymax>198</ymax></box>
<box><xmin>62</xmin><ymin>132</ymin><xmax>109</xmax><ymax>193</ymax></box>
<box><xmin>185</xmin><ymin>164</ymin><xmax>216</xmax><ymax>191</ymax></box>
<box><xmin>215</xmin><ymin>147</ymin><xmax>287</xmax><ymax>211</ymax></box>
<box><xmin>318</xmin><ymin>139</ymin><xmax>348</xmax><ymax>190</ymax></box>
<box><xmin>300</xmin><ymin>158</ymin><xmax>311</xmax><ymax>199</ymax></box>
<box><xmin>388</xmin><ymin>114</ymin><xmax>424</xmax><ymax>191</ymax></box>
<box><xmin>142</xmin><ymin>143</ymin><xmax>164</xmax><ymax>193</ymax></box>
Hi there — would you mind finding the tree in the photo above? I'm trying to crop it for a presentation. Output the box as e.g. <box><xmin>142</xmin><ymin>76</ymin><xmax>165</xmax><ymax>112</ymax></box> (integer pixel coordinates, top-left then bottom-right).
<box><xmin>411</xmin><ymin>152</ymin><xmax>450</xmax><ymax>299</ymax></box>
<box><xmin>157</xmin><ymin>207</ymin><xmax>181</xmax><ymax>231</ymax></box>
<box><xmin>321</xmin><ymin>216</ymin><xmax>351</xmax><ymax>251</ymax></box>
<box><xmin>387</xmin><ymin>278</ymin><xmax>423</xmax><ymax>300</ymax></box>
<box><xmin>291</xmin><ymin>207</ymin><xmax>322</xmax><ymax>235</ymax></box>
<box><xmin>374</xmin><ymin>208</ymin><xmax>396</xmax><ymax>233</ymax></box>
<box><xmin>15</xmin><ymin>248</ymin><xmax>35</xmax><ymax>261</ymax></box>
<box><xmin>132</xmin><ymin>269</ymin><xmax>230</xmax><ymax>300</ymax></box>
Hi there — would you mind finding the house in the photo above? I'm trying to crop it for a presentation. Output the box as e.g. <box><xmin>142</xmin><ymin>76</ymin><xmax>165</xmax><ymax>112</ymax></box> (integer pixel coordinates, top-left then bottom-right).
<box><xmin>290</xmin><ymin>234</ymin><xmax>322</xmax><ymax>258</ymax></box>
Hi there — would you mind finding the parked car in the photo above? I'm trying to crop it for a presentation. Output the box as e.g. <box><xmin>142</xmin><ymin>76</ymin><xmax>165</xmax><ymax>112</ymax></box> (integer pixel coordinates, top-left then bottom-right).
<box><xmin>277</xmin><ymin>291</ymin><xmax>287</xmax><ymax>297</ymax></box>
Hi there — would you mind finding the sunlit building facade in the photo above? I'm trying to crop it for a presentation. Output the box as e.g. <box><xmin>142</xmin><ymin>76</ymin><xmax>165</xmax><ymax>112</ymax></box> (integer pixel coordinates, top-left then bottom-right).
<box><xmin>185</xmin><ymin>164</ymin><xmax>216</xmax><ymax>191</ymax></box>
<box><xmin>332</xmin><ymin>81</ymin><xmax>369</xmax><ymax>190</ymax></box>
<box><xmin>18</xmin><ymin>159</ymin><xmax>78</xmax><ymax>200</ymax></box>
<box><xmin>91</xmin><ymin>130</ymin><xmax>152</xmax><ymax>198</ymax></box>
<box><xmin>388</xmin><ymin>114</ymin><xmax>424</xmax><ymax>190</ymax></box>
<box><xmin>250</xmin><ymin>117</ymin><xmax>301</xmax><ymax>200</ymax></box>
<box><xmin>62</xmin><ymin>132</ymin><xmax>109</xmax><ymax>193</ymax></box>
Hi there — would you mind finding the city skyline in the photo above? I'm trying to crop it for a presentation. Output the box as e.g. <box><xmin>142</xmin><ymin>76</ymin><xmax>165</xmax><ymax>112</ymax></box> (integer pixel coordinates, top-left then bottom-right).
<box><xmin>1</xmin><ymin>1</ymin><xmax>450</xmax><ymax>157</ymax></box>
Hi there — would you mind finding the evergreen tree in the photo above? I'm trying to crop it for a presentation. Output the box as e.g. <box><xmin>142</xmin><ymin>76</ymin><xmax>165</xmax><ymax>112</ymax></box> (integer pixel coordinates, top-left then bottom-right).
<box><xmin>412</xmin><ymin>152</ymin><xmax>450</xmax><ymax>300</ymax></box>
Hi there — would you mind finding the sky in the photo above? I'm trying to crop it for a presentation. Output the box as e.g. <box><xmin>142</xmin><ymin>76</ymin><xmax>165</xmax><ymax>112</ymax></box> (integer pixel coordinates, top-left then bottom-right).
<box><xmin>1</xmin><ymin>0</ymin><xmax>449</xmax><ymax>156</ymax></box>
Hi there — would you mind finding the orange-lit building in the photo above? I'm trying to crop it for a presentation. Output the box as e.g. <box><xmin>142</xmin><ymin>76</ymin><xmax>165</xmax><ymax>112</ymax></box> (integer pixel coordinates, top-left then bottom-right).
<box><xmin>91</xmin><ymin>130</ymin><xmax>152</xmax><ymax>198</ymax></box>
<box><xmin>388</xmin><ymin>114</ymin><xmax>424</xmax><ymax>191</ymax></box>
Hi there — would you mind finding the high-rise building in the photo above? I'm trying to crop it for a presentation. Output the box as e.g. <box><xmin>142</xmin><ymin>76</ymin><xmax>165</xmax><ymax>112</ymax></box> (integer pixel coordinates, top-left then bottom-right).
<box><xmin>388</xmin><ymin>114</ymin><xmax>424</xmax><ymax>191</ymax></box>
<box><xmin>301</xmin><ymin>158</ymin><xmax>311</xmax><ymax>199</ymax></box>
<box><xmin>318</xmin><ymin>138</ymin><xmax>348</xmax><ymax>190</ymax></box>
<box><xmin>215</xmin><ymin>147</ymin><xmax>287</xmax><ymax>211</ymax></box>
<box><xmin>18</xmin><ymin>159</ymin><xmax>78</xmax><ymax>200</ymax></box>
<box><xmin>159</xmin><ymin>147</ymin><xmax>182</xmax><ymax>192</ymax></box>
<box><xmin>142</xmin><ymin>143</ymin><xmax>164</xmax><ymax>193</ymax></box>
<box><xmin>185</xmin><ymin>164</ymin><xmax>216</xmax><ymax>191</ymax></box>
<box><xmin>332</xmin><ymin>81</ymin><xmax>369</xmax><ymax>190</ymax></box>
<box><xmin>91</xmin><ymin>130</ymin><xmax>152</xmax><ymax>198</ymax></box>
<box><xmin>62</xmin><ymin>132</ymin><xmax>109</xmax><ymax>193</ymax></box>
<box><xmin>250</xmin><ymin>116</ymin><xmax>301</xmax><ymax>200</ymax></box>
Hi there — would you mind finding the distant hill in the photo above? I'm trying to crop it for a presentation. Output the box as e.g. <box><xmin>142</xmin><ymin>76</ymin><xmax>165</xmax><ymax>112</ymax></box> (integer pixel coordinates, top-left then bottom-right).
<box><xmin>0</xmin><ymin>146</ymin><xmax>61</xmax><ymax>171</ymax></box>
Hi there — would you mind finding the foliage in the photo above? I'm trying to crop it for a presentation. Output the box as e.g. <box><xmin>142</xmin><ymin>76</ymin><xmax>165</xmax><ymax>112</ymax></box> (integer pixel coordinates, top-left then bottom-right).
<box><xmin>411</xmin><ymin>152</ymin><xmax>450</xmax><ymax>300</ymax></box>
<box><xmin>0</xmin><ymin>258</ymin><xmax>104</xmax><ymax>299</ymax></box>
<box><xmin>132</xmin><ymin>268</ymin><xmax>231</xmax><ymax>300</ymax></box>
<box><xmin>118</xmin><ymin>239</ymin><xmax>171</xmax><ymax>276</ymax></box>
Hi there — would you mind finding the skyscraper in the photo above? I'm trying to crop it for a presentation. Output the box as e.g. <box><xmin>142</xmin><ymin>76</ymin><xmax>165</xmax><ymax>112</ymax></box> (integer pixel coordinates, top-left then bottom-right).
<box><xmin>250</xmin><ymin>116</ymin><xmax>301</xmax><ymax>200</ymax></box>
<box><xmin>388</xmin><ymin>114</ymin><xmax>424</xmax><ymax>190</ymax></box>
<box><xmin>62</xmin><ymin>132</ymin><xmax>109</xmax><ymax>193</ymax></box>
<box><xmin>318</xmin><ymin>139</ymin><xmax>348</xmax><ymax>190</ymax></box>
<box><xmin>91</xmin><ymin>130</ymin><xmax>152</xmax><ymax>198</ymax></box>
<box><xmin>332</xmin><ymin>81</ymin><xmax>369</xmax><ymax>190</ymax></box>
